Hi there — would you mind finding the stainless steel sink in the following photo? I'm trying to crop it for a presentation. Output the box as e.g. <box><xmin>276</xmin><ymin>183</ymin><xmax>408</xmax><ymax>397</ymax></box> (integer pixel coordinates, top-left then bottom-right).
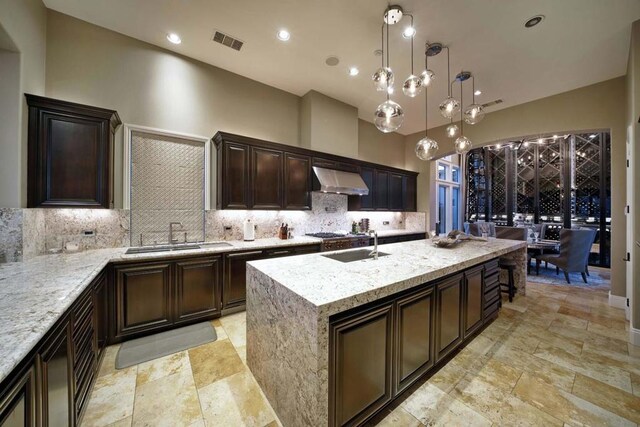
<box><xmin>125</xmin><ymin>244</ymin><xmax>201</xmax><ymax>254</ymax></box>
<box><xmin>322</xmin><ymin>249</ymin><xmax>389</xmax><ymax>263</ymax></box>
<box><xmin>200</xmin><ymin>242</ymin><xmax>233</xmax><ymax>248</ymax></box>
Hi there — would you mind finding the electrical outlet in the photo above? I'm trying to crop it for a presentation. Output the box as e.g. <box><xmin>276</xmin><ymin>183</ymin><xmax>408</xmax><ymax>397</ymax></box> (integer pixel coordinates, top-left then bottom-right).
<box><xmin>82</xmin><ymin>230</ymin><xmax>95</xmax><ymax>237</ymax></box>
<box><xmin>383</xmin><ymin>221</ymin><xmax>390</xmax><ymax>225</ymax></box>
<box><xmin>224</xmin><ymin>225</ymin><xmax>232</xmax><ymax>231</ymax></box>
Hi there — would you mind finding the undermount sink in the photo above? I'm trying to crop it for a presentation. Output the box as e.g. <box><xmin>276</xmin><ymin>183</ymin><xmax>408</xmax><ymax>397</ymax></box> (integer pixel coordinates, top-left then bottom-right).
<box><xmin>322</xmin><ymin>249</ymin><xmax>389</xmax><ymax>263</ymax></box>
<box><xmin>125</xmin><ymin>244</ymin><xmax>201</xmax><ymax>254</ymax></box>
<box><xmin>200</xmin><ymin>242</ymin><xmax>233</xmax><ymax>248</ymax></box>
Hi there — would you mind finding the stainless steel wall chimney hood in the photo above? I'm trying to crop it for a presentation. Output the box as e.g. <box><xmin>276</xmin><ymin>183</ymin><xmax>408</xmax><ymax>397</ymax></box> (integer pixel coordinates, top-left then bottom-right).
<box><xmin>312</xmin><ymin>167</ymin><xmax>369</xmax><ymax>196</ymax></box>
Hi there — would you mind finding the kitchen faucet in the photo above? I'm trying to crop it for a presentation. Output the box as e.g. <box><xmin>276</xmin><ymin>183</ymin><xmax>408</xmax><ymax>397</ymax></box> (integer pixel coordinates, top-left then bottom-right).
<box><xmin>369</xmin><ymin>229</ymin><xmax>378</xmax><ymax>260</ymax></box>
<box><xmin>169</xmin><ymin>222</ymin><xmax>183</xmax><ymax>244</ymax></box>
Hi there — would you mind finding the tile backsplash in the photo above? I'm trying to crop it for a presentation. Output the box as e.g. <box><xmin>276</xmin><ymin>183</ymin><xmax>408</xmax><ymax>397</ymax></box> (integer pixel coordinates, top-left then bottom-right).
<box><xmin>0</xmin><ymin>193</ymin><xmax>425</xmax><ymax>260</ymax></box>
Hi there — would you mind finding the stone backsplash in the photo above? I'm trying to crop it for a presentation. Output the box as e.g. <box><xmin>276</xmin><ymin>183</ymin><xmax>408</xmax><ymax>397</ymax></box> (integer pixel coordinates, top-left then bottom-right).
<box><xmin>0</xmin><ymin>193</ymin><xmax>425</xmax><ymax>261</ymax></box>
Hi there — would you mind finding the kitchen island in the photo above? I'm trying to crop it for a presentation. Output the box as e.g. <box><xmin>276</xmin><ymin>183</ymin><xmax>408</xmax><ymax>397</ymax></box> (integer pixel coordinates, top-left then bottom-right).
<box><xmin>246</xmin><ymin>238</ymin><xmax>527</xmax><ymax>427</ymax></box>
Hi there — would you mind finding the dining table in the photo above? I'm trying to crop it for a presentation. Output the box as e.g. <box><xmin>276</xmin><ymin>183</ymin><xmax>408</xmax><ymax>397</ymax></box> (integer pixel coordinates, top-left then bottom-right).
<box><xmin>527</xmin><ymin>239</ymin><xmax>560</xmax><ymax>274</ymax></box>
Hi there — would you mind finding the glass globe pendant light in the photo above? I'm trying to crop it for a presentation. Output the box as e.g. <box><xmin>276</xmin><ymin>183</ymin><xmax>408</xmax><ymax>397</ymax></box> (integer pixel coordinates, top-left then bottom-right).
<box><xmin>463</xmin><ymin>75</ymin><xmax>485</xmax><ymax>124</ymax></box>
<box><xmin>415</xmin><ymin>52</ymin><xmax>438</xmax><ymax>160</ymax></box>
<box><xmin>373</xmin><ymin>67</ymin><xmax>394</xmax><ymax>92</ymax></box>
<box><xmin>446</xmin><ymin>122</ymin><xmax>459</xmax><ymax>138</ymax></box>
<box><xmin>439</xmin><ymin>46</ymin><xmax>460</xmax><ymax>119</ymax></box>
<box><xmin>374</xmin><ymin>99</ymin><xmax>404</xmax><ymax>133</ymax></box>
<box><xmin>454</xmin><ymin>77</ymin><xmax>472</xmax><ymax>154</ymax></box>
<box><xmin>421</xmin><ymin>69</ymin><xmax>434</xmax><ymax>87</ymax></box>
<box><xmin>402</xmin><ymin>15</ymin><xmax>423</xmax><ymax>98</ymax></box>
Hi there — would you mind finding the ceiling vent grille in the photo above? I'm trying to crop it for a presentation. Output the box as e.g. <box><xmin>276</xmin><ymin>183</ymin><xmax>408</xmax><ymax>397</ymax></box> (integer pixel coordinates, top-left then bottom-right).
<box><xmin>482</xmin><ymin>99</ymin><xmax>503</xmax><ymax>108</ymax></box>
<box><xmin>212</xmin><ymin>30</ymin><xmax>244</xmax><ymax>51</ymax></box>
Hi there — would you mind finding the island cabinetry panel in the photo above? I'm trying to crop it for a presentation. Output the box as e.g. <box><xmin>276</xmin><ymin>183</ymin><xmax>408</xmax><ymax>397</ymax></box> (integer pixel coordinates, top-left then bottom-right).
<box><xmin>435</xmin><ymin>274</ymin><xmax>464</xmax><ymax>362</ymax></box>
<box><xmin>71</xmin><ymin>289</ymin><xmax>97</xmax><ymax>422</ymax></box>
<box><xmin>114</xmin><ymin>262</ymin><xmax>173</xmax><ymax>339</ymax></box>
<box><xmin>394</xmin><ymin>286</ymin><xmax>434</xmax><ymax>394</ymax></box>
<box><xmin>26</xmin><ymin>94</ymin><xmax>121</xmax><ymax>208</ymax></box>
<box><xmin>93</xmin><ymin>272</ymin><xmax>108</xmax><ymax>362</ymax></box>
<box><xmin>223</xmin><ymin>251</ymin><xmax>264</xmax><ymax>310</ymax></box>
<box><xmin>330</xmin><ymin>303</ymin><xmax>394</xmax><ymax>427</ymax></box>
<box><xmin>0</xmin><ymin>366</ymin><xmax>36</xmax><ymax>427</ymax></box>
<box><xmin>39</xmin><ymin>321</ymin><xmax>74</xmax><ymax>427</ymax></box>
<box><xmin>284</xmin><ymin>153</ymin><xmax>312</xmax><ymax>210</ymax></box>
<box><xmin>175</xmin><ymin>257</ymin><xmax>222</xmax><ymax>324</ymax></box>
<box><xmin>464</xmin><ymin>265</ymin><xmax>484</xmax><ymax>338</ymax></box>
<box><xmin>251</xmin><ymin>147</ymin><xmax>283</xmax><ymax>209</ymax></box>
<box><xmin>483</xmin><ymin>259</ymin><xmax>501</xmax><ymax>320</ymax></box>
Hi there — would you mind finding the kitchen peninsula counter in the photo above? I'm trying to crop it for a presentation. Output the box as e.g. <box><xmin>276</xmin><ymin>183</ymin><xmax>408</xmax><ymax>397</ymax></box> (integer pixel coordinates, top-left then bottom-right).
<box><xmin>246</xmin><ymin>238</ymin><xmax>527</xmax><ymax>427</ymax></box>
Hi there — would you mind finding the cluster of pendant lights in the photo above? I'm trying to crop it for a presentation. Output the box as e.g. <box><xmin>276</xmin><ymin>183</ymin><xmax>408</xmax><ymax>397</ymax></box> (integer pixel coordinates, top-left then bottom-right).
<box><xmin>371</xmin><ymin>5</ymin><xmax>485</xmax><ymax>160</ymax></box>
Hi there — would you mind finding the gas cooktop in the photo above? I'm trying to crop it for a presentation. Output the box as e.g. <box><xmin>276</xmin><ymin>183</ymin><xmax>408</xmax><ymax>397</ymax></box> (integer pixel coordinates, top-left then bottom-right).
<box><xmin>306</xmin><ymin>232</ymin><xmax>368</xmax><ymax>239</ymax></box>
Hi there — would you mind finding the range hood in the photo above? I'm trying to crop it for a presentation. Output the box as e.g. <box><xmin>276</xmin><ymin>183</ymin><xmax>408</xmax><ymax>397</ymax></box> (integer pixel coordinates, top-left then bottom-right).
<box><xmin>312</xmin><ymin>166</ymin><xmax>369</xmax><ymax>196</ymax></box>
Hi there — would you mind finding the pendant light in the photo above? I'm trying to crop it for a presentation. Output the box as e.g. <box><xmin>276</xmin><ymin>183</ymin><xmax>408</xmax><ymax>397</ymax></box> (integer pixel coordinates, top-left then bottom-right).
<box><xmin>372</xmin><ymin>23</ymin><xmax>394</xmax><ymax>92</ymax></box>
<box><xmin>415</xmin><ymin>53</ymin><xmax>438</xmax><ymax>160</ymax></box>
<box><xmin>446</xmin><ymin>121</ymin><xmax>459</xmax><ymax>138</ymax></box>
<box><xmin>439</xmin><ymin>47</ymin><xmax>460</xmax><ymax>119</ymax></box>
<box><xmin>374</xmin><ymin>11</ymin><xmax>404</xmax><ymax>133</ymax></box>
<box><xmin>463</xmin><ymin>75</ymin><xmax>485</xmax><ymax>124</ymax></box>
<box><xmin>454</xmin><ymin>75</ymin><xmax>472</xmax><ymax>154</ymax></box>
<box><xmin>402</xmin><ymin>15</ymin><xmax>423</xmax><ymax>98</ymax></box>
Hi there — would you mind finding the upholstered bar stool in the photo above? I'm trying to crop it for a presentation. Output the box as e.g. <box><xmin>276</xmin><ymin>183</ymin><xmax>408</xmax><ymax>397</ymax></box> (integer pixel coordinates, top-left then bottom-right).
<box><xmin>495</xmin><ymin>226</ymin><xmax>528</xmax><ymax>302</ymax></box>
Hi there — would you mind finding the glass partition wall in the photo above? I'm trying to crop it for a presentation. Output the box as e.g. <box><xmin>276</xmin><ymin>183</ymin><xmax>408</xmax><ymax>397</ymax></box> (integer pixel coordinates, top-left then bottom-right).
<box><xmin>466</xmin><ymin>132</ymin><xmax>611</xmax><ymax>267</ymax></box>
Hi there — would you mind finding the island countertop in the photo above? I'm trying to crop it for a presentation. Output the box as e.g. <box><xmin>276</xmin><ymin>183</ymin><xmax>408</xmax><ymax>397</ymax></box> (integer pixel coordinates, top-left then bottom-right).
<box><xmin>247</xmin><ymin>237</ymin><xmax>526</xmax><ymax>318</ymax></box>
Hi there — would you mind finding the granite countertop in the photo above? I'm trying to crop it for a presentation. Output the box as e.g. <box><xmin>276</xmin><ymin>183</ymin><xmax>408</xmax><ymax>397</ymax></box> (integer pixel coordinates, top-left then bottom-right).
<box><xmin>0</xmin><ymin>236</ymin><xmax>325</xmax><ymax>385</ymax></box>
<box><xmin>248</xmin><ymin>238</ymin><xmax>526</xmax><ymax>317</ymax></box>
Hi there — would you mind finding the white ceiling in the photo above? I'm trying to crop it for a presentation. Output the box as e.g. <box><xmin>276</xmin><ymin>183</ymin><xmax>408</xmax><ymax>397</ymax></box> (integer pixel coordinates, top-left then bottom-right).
<box><xmin>43</xmin><ymin>0</ymin><xmax>640</xmax><ymax>135</ymax></box>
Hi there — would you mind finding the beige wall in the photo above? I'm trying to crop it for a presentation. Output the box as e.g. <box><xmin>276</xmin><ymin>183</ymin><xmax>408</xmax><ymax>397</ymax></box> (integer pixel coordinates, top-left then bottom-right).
<box><xmin>0</xmin><ymin>0</ymin><xmax>47</xmax><ymax>208</ymax></box>
<box><xmin>357</xmin><ymin>119</ymin><xmax>405</xmax><ymax>169</ymax></box>
<box><xmin>405</xmin><ymin>77</ymin><xmax>628</xmax><ymax>297</ymax></box>
<box><xmin>301</xmin><ymin>90</ymin><xmax>359</xmax><ymax>158</ymax></box>
<box><xmin>627</xmin><ymin>21</ymin><xmax>640</xmax><ymax>331</ymax></box>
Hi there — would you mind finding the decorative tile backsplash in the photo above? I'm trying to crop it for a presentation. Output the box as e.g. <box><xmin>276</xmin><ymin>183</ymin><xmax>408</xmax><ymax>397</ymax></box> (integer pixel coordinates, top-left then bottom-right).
<box><xmin>130</xmin><ymin>131</ymin><xmax>205</xmax><ymax>246</ymax></box>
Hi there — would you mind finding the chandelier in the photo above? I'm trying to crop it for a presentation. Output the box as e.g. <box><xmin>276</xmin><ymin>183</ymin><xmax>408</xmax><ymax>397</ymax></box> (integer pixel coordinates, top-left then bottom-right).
<box><xmin>369</xmin><ymin>5</ymin><xmax>488</xmax><ymax>160</ymax></box>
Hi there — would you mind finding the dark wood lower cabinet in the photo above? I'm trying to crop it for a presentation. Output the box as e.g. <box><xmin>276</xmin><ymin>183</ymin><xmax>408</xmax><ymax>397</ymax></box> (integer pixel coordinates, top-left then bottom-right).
<box><xmin>435</xmin><ymin>274</ymin><xmax>463</xmax><ymax>362</ymax></box>
<box><xmin>224</xmin><ymin>251</ymin><xmax>264</xmax><ymax>310</ymax></box>
<box><xmin>0</xmin><ymin>367</ymin><xmax>36</xmax><ymax>427</ymax></box>
<box><xmin>114</xmin><ymin>262</ymin><xmax>173</xmax><ymax>340</ymax></box>
<box><xmin>395</xmin><ymin>286</ymin><xmax>434</xmax><ymax>394</ymax></box>
<box><xmin>330</xmin><ymin>303</ymin><xmax>393</xmax><ymax>427</ymax></box>
<box><xmin>175</xmin><ymin>257</ymin><xmax>221</xmax><ymax>324</ymax></box>
<box><xmin>39</xmin><ymin>322</ymin><xmax>74</xmax><ymax>427</ymax></box>
<box><xmin>329</xmin><ymin>259</ymin><xmax>499</xmax><ymax>426</ymax></box>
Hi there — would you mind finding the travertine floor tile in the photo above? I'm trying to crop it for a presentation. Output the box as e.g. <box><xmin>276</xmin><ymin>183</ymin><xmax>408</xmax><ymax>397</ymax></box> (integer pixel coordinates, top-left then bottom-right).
<box><xmin>219</xmin><ymin>311</ymin><xmax>247</xmax><ymax>349</ymax></box>
<box><xmin>198</xmin><ymin>369</ymin><xmax>276</xmax><ymax>427</ymax></box>
<box><xmin>188</xmin><ymin>339</ymin><xmax>245</xmax><ymax>389</ymax></box>
<box><xmin>513</xmin><ymin>372</ymin><xmax>635</xmax><ymax>427</ymax></box>
<box><xmin>572</xmin><ymin>373</ymin><xmax>640</xmax><ymax>424</ymax></box>
<box><xmin>546</xmin><ymin>322</ymin><xmax>629</xmax><ymax>355</ymax></box>
<box><xmin>132</xmin><ymin>370</ymin><xmax>202</xmax><ymax>427</ymax></box>
<box><xmin>466</xmin><ymin>358</ymin><xmax>523</xmax><ymax>391</ymax></box>
<box><xmin>587</xmin><ymin>321</ymin><xmax>629</xmax><ymax>342</ymax></box>
<box><xmin>426</xmin><ymin>362</ymin><xmax>467</xmax><ymax>393</ymax></box>
<box><xmin>402</xmin><ymin>382</ymin><xmax>492</xmax><ymax>426</ymax></box>
<box><xmin>211</xmin><ymin>319</ymin><xmax>228</xmax><ymax>340</ymax></box>
<box><xmin>104</xmin><ymin>416</ymin><xmax>132</xmax><ymax>427</ymax></box>
<box><xmin>377</xmin><ymin>406</ymin><xmax>423</xmax><ymax>427</ymax></box>
<box><xmin>451</xmin><ymin>376</ymin><xmax>563</xmax><ymax>426</ymax></box>
<box><xmin>82</xmin><ymin>368</ymin><xmax>137</xmax><ymax>426</ymax></box>
<box><xmin>136</xmin><ymin>350</ymin><xmax>190</xmax><ymax>387</ymax></box>
<box><xmin>631</xmin><ymin>372</ymin><xmax>640</xmax><ymax>398</ymax></box>
<box><xmin>97</xmin><ymin>345</ymin><xmax>122</xmax><ymax>379</ymax></box>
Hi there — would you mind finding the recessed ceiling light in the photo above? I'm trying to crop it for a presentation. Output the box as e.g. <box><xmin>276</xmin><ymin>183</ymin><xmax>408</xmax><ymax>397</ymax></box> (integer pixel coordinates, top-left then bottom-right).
<box><xmin>166</xmin><ymin>33</ymin><xmax>182</xmax><ymax>44</ymax></box>
<box><xmin>277</xmin><ymin>29</ymin><xmax>290</xmax><ymax>41</ymax></box>
<box><xmin>348</xmin><ymin>67</ymin><xmax>359</xmax><ymax>76</ymax></box>
<box><xmin>402</xmin><ymin>26</ymin><xmax>416</xmax><ymax>38</ymax></box>
<box><xmin>524</xmin><ymin>15</ymin><xmax>545</xmax><ymax>28</ymax></box>
<box><xmin>474</xmin><ymin>90</ymin><xmax>482</xmax><ymax>96</ymax></box>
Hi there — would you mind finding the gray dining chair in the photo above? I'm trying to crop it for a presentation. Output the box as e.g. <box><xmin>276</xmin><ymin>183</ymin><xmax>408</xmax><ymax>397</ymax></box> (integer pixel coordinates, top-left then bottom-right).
<box><xmin>495</xmin><ymin>226</ymin><xmax>528</xmax><ymax>240</ymax></box>
<box><xmin>535</xmin><ymin>228</ymin><xmax>597</xmax><ymax>284</ymax></box>
<box><xmin>468</xmin><ymin>222</ymin><xmax>496</xmax><ymax>237</ymax></box>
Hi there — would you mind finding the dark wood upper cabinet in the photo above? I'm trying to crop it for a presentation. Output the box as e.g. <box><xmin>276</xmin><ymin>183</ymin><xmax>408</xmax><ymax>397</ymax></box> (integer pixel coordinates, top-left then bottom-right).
<box><xmin>389</xmin><ymin>173</ymin><xmax>404</xmax><ymax>211</ymax></box>
<box><xmin>220</xmin><ymin>143</ymin><xmax>250</xmax><ymax>209</ymax></box>
<box><xmin>402</xmin><ymin>174</ymin><xmax>417</xmax><ymax>212</ymax></box>
<box><xmin>175</xmin><ymin>257</ymin><xmax>221</xmax><ymax>324</ymax></box>
<box><xmin>348</xmin><ymin>167</ymin><xmax>374</xmax><ymax>211</ymax></box>
<box><xmin>251</xmin><ymin>147</ymin><xmax>283</xmax><ymax>209</ymax></box>
<box><xmin>26</xmin><ymin>95</ymin><xmax>121</xmax><ymax>209</ymax></box>
<box><xmin>374</xmin><ymin>170</ymin><xmax>390</xmax><ymax>210</ymax></box>
<box><xmin>283</xmin><ymin>153</ymin><xmax>311</xmax><ymax>210</ymax></box>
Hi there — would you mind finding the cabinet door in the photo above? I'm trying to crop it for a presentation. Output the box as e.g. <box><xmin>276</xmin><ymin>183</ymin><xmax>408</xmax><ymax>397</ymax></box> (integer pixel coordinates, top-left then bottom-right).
<box><xmin>283</xmin><ymin>153</ymin><xmax>311</xmax><ymax>210</ymax></box>
<box><xmin>395</xmin><ymin>286</ymin><xmax>434</xmax><ymax>394</ymax></box>
<box><xmin>72</xmin><ymin>290</ymin><xmax>97</xmax><ymax>421</ymax></box>
<box><xmin>464</xmin><ymin>266</ymin><xmax>484</xmax><ymax>338</ymax></box>
<box><xmin>175</xmin><ymin>257</ymin><xmax>221</xmax><ymax>323</ymax></box>
<box><xmin>389</xmin><ymin>173</ymin><xmax>404</xmax><ymax>211</ymax></box>
<box><xmin>40</xmin><ymin>322</ymin><xmax>73</xmax><ymax>427</ymax></box>
<box><xmin>348</xmin><ymin>167</ymin><xmax>375</xmax><ymax>211</ymax></box>
<box><xmin>114</xmin><ymin>262</ymin><xmax>172</xmax><ymax>340</ymax></box>
<box><xmin>251</xmin><ymin>147</ymin><xmax>283</xmax><ymax>209</ymax></box>
<box><xmin>330</xmin><ymin>303</ymin><xmax>393</xmax><ymax>427</ymax></box>
<box><xmin>402</xmin><ymin>175</ymin><xmax>417</xmax><ymax>212</ymax></box>
<box><xmin>435</xmin><ymin>274</ymin><xmax>463</xmax><ymax>362</ymax></box>
<box><xmin>93</xmin><ymin>272</ymin><xmax>108</xmax><ymax>360</ymax></box>
<box><xmin>223</xmin><ymin>251</ymin><xmax>264</xmax><ymax>309</ymax></box>
<box><xmin>0</xmin><ymin>366</ymin><xmax>36</xmax><ymax>427</ymax></box>
<box><xmin>374</xmin><ymin>170</ymin><xmax>390</xmax><ymax>210</ymax></box>
<box><xmin>222</xmin><ymin>143</ymin><xmax>250</xmax><ymax>209</ymax></box>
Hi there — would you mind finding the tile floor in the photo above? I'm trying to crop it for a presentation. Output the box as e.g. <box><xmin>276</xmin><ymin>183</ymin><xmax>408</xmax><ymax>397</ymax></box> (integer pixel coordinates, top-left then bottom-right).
<box><xmin>82</xmin><ymin>275</ymin><xmax>640</xmax><ymax>427</ymax></box>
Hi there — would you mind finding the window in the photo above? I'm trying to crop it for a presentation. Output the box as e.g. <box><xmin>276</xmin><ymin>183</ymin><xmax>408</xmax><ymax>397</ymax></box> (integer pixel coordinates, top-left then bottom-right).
<box><xmin>435</xmin><ymin>157</ymin><xmax>462</xmax><ymax>234</ymax></box>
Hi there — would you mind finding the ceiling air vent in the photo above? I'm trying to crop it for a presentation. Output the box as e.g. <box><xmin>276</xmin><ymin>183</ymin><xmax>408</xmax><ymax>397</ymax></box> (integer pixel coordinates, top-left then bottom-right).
<box><xmin>482</xmin><ymin>99</ymin><xmax>503</xmax><ymax>108</ymax></box>
<box><xmin>212</xmin><ymin>30</ymin><xmax>244</xmax><ymax>51</ymax></box>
